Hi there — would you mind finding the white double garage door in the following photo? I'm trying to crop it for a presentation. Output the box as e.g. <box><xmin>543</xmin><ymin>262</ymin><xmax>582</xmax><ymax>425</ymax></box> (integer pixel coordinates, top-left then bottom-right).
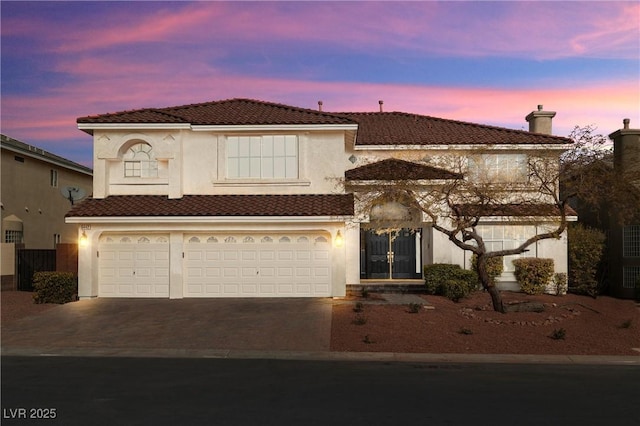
<box><xmin>99</xmin><ymin>232</ymin><xmax>332</xmax><ymax>298</ymax></box>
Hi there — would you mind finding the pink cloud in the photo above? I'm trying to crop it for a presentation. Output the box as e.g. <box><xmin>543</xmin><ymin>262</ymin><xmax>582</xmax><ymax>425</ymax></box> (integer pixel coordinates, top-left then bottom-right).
<box><xmin>9</xmin><ymin>2</ymin><xmax>636</xmax><ymax>60</ymax></box>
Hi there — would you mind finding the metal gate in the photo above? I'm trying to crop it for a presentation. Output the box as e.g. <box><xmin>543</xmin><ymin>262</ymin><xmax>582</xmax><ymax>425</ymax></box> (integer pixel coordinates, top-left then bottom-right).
<box><xmin>16</xmin><ymin>249</ymin><xmax>56</xmax><ymax>291</ymax></box>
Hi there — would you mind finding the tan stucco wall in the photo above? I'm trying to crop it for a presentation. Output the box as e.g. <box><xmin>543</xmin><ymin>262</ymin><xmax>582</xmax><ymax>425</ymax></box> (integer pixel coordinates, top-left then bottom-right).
<box><xmin>1</xmin><ymin>149</ymin><xmax>93</xmax><ymax>249</ymax></box>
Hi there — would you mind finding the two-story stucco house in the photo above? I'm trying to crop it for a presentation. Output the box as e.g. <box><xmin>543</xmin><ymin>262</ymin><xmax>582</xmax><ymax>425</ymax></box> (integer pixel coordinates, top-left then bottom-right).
<box><xmin>67</xmin><ymin>99</ymin><xmax>573</xmax><ymax>299</ymax></box>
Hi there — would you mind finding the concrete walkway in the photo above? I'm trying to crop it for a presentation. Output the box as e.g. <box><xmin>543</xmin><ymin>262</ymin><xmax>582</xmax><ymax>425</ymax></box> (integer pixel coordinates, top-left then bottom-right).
<box><xmin>2</xmin><ymin>297</ymin><xmax>639</xmax><ymax>365</ymax></box>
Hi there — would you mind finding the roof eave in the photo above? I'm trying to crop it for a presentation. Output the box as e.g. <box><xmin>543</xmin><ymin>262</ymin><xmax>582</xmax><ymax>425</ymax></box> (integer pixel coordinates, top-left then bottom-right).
<box><xmin>66</xmin><ymin>215</ymin><xmax>352</xmax><ymax>224</ymax></box>
<box><xmin>355</xmin><ymin>143</ymin><xmax>572</xmax><ymax>151</ymax></box>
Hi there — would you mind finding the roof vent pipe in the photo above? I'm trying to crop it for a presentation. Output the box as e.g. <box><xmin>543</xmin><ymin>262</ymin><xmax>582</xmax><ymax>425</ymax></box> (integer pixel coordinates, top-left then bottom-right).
<box><xmin>318</xmin><ymin>101</ymin><xmax>323</xmax><ymax>112</ymax></box>
<box><xmin>379</xmin><ymin>100</ymin><xmax>384</xmax><ymax>112</ymax></box>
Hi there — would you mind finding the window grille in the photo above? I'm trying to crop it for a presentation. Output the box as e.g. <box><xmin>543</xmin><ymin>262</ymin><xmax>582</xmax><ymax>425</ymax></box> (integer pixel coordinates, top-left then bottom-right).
<box><xmin>227</xmin><ymin>135</ymin><xmax>298</xmax><ymax>179</ymax></box>
<box><xmin>623</xmin><ymin>225</ymin><xmax>640</xmax><ymax>258</ymax></box>
<box><xmin>622</xmin><ymin>267</ymin><xmax>640</xmax><ymax>289</ymax></box>
<box><xmin>5</xmin><ymin>230</ymin><xmax>23</xmax><ymax>243</ymax></box>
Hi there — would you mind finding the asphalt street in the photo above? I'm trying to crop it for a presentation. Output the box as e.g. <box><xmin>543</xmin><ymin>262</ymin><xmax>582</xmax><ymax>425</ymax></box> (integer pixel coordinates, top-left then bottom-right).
<box><xmin>2</xmin><ymin>356</ymin><xmax>639</xmax><ymax>426</ymax></box>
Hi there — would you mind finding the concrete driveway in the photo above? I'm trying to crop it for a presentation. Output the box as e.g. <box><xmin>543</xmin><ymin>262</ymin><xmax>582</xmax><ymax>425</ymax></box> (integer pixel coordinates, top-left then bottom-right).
<box><xmin>1</xmin><ymin>298</ymin><xmax>333</xmax><ymax>356</ymax></box>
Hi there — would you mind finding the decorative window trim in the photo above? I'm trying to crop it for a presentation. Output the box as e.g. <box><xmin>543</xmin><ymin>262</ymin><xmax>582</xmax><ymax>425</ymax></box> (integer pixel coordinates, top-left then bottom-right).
<box><xmin>123</xmin><ymin>143</ymin><xmax>158</xmax><ymax>178</ymax></box>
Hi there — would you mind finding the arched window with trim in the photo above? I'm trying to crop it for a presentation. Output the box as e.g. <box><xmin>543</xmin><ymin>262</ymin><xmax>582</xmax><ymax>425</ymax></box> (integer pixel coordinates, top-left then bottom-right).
<box><xmin>124</xmin><ymin>143</ymin><xmax>158</xmax><ymax>177</ymax></box>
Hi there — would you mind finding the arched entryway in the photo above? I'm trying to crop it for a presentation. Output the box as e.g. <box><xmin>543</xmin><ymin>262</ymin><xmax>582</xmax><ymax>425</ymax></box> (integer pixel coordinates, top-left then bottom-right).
<box><xmin>360</xmin><ymin>199</ymin><xmax>423</xmax><ymax>280</ymax></box>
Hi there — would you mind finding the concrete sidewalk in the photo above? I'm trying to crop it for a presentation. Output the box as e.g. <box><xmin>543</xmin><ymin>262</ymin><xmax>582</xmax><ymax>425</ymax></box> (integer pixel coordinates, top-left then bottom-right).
<box><xmin>2</xmin><ymin>297</ymin><xmax>639</xmax><ymax>365</ymax></box>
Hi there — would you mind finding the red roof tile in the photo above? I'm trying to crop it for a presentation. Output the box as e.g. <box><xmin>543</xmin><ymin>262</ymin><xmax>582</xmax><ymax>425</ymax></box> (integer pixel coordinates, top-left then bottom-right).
<box><xmin>77</xmin><ymin>98</ymin><xmax>571</xmax><ymax>146</ymax></box>
<box><xmin>66</xmin><ymin>194</ymin><xmax>354</xmax><ymax>218</ymax></box>
<box><xmin>77</xmin><ymin>98</ymin><xmax>355</xmax><ymax>127</ymax></box>
<box><xmin>345</xmin><ymin>158</ymin><xmax>461</xmax><ymax>180</ymax></box>
<box><xmin>337</xmin><ymin>112</ymin><xmax>570</xmax><ymax>145</ymax></box>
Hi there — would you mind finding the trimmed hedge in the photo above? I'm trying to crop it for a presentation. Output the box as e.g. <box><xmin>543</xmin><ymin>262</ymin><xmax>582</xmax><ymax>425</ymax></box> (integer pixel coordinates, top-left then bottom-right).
<box><xmin>424</xmin><ymin>264</ymin><xmax>478</xmax><ymax>302</ymax></box>
<box><xmin>32</xmin><ymin>272</ymin><xmax>77</xmax><ymax>304</ymax></box>
<box><xmin>512</xmin><ymin>258</ymin><xmax>554</xmax><ymax>295</ymax></box>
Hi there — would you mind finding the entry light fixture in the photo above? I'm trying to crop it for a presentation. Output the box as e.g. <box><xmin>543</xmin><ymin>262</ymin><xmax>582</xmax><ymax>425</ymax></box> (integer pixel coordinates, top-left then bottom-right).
<box><xmin>334</xmin><ymin>230</ymin><xmax>344</xmax><ymax>248</ymax></box>
<box><xmin>79</xmin><ymin>231</ymin><xmax>88</xmax><ymax>247</ymax></box>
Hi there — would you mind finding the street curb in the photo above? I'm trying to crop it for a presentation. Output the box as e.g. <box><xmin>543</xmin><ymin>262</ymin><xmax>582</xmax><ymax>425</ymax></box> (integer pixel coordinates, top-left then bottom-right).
<box><xmin>2</xmin><ymin>346</ymin><xmax>639</xmax><ymax>365</ymax></box>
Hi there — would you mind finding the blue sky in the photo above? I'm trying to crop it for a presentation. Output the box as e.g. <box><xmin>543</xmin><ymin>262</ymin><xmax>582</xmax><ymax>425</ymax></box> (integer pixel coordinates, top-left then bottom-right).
<box><xmin>1</xmin><ymin>1</ymin><xmax>638</xmax><ymax>167</ymax></box>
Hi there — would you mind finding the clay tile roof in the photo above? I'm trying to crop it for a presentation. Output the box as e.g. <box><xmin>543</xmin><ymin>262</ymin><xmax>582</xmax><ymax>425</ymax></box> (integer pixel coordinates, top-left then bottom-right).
<box><xmin>335</xmin><ymin>112</ymin><xmax>570</xmax><ymax>146</ymax></box>
<box><xmin>345</xmin><ymin>158</ymin><xmax>461</xmax><ymax>181</ymax></box>
<box><xmin>454</xmin><ymin>203</ymin><xmax>578</xmax><ymax>217</ymax></box>
<box><xmin>66</xmin><ymin>194</ymin><xmax>354</xmax><ymax>217</ymax></box>
<box><xmin>77</xmin><ymin>98</ymin><xmax>355</xmax><ymax>127</ymax></box>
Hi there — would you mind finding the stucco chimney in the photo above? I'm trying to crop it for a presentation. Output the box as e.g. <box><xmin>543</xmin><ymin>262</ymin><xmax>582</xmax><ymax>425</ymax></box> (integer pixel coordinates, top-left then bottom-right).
<box><xmin>379</xmin><ymin>100</ymin><xmax>384</xmax><ymax>112</ymax></box>
<box><xmin>525</xmin><ymin>104</ymin><xmax>556</xmax><ymax>135</ymax></box>
<box><xmin>318</xmin><ymin>100</ymin><xmax>323</xmax><ymax>112</ymax></box>
<box><xmin>609</xmin><ymin>118</ymin><xmax>640</xmax><ymax>187</ymax></box>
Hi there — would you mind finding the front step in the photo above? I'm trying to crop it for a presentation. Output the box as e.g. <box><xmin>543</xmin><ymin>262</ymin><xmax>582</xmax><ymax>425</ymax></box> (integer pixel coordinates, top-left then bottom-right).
<box><xmin>347</xmin><ymin>282</ymin><xmax>426</xmax><ymax>297</ymax></box>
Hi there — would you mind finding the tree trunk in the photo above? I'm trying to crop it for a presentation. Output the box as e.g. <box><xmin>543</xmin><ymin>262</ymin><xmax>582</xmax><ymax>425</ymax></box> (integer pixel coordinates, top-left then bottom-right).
<box><xmin>476</xmin><ymin>254</ymin><xmax>506</xmax><ymax>313</ymax></box>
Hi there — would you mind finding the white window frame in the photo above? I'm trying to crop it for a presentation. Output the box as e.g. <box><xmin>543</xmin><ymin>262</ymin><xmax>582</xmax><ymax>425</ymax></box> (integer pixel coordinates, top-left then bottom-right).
<box><xmin>5</xmin><ymin>230</ymin><xmax>23</xmax><ymax>244</ymax></box>
<box><xmin>468</xmin><ymin>154</ymin><xmax>528</xmax><ymax>182</ymax></box>
<box><xmin>226</xmin><ymin>135</ymin><xmax>298</xmax><ymax>179</ymax></box>
<box><xmin>50</xmin><ymin>169</ymin><xmax>58</xmax><ymax>187</ymax></box>
<box><xmin>476</xmin><ymin>224</ymin><xmax>537</xmax><ymax>272</ymax></box>
<box><xmin>124</xmin><ymin>143</ymin><xmax>158</xmax><ymax>178</ymax></box>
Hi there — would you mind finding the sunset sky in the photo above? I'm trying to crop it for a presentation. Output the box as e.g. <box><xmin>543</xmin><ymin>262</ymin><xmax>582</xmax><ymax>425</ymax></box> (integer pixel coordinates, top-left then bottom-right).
<box><xmin>1</xmin><ymin>1</ymin><xmax>638</xmax><ymax>167</ymax></box>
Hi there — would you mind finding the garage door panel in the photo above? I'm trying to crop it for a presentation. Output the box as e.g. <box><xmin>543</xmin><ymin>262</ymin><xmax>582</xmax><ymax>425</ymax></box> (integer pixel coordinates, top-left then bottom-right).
<box><xmin>184</xmin><ymin>233</ymin><xmax>332</xmax><ymax>297</ymax></box>
<box><xmin>99</xmin><ymin>234</ymin><xmax>169</xmax><ymax>298</ymax></box>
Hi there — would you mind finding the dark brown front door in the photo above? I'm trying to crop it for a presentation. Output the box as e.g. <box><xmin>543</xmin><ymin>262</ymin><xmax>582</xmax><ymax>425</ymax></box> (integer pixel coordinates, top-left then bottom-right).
<box><xmin>362</xmin><ymin>229</ymin><xmax>420</xmax><ymax>279</ymax></box>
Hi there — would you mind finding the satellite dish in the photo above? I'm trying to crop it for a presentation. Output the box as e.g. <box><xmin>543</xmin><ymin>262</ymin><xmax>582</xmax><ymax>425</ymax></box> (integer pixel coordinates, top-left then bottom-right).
<box><xmin>61</xmin><ymin>186</ymin><xmax>87</xmax><ymax>205</ymax></box>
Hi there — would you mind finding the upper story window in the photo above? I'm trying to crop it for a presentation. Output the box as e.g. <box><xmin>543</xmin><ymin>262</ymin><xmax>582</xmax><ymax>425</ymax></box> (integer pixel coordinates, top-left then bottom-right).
<box><xmin>50</xmin><ymin>169</ymin><xmax>58</xmax><ymax>187</ymax></box>
<box><xmin>468</xmin><ymin>154</ymin><xmax>528</xmax><ymax>182</ymax></box>
<box><xmin>227</xmin><ymin>135</ymin><xmax>298</xmax><ymax>179</ymax></box>
<box><xmin>623</xmin><ymin>225</ymin><xmax>640</xmax><ymax>258</ymax></box>
<box><xmin>124</xmin><ymin>143</ymin><xmax>158</xmax><ymax>178</ymax></box>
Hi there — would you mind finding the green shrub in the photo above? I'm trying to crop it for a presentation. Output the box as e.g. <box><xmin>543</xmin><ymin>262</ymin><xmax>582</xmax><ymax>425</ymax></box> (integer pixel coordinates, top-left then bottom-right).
<box><xmin>512</xmin><ymin>258</ymin><xmax>554</xmax><ymax>295</ymax></box>
<box><xmin>441</xmin><ymin>279</ymin><xmax>471</xmax><ymax>302</ymax></box>
<box><xmin>423</xmin><ymin>264</ymin><xmax>478</xmax><ymax>301</ymax></box>
<box><xmin>567</xmin><ymin>224</ymin><xmax>605</xmax><ymax>297</ymax></box>
<box><xmin>471</xmin><ymin>254</ymin><xmax>504</xmax><ymax>285</ymax></box>
<box><xmin>32</xmin><ymin>272</ymin><xmax>77</xmax><ymax>304</ymax></box>
<box><xmin>552</xmin><ymin>272</ymin><xmax>568</xmax><ymax>296</ymax></box>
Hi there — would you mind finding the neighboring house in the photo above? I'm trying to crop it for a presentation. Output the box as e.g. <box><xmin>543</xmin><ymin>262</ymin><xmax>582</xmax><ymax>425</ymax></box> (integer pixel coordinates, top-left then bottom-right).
<box><xmin>607</xmin><ymin>120</ymin><xmax>640</xmax><ymax>299</ymax></box>
<box><xmin>1</xmin><ymin>134</ymin><xmax>93</xmax><ymax>248</ymax></box>
<box><xmin>67</xmin><ymin>99</ymin><xmax>573</xmax><ymax>299</ymax></box>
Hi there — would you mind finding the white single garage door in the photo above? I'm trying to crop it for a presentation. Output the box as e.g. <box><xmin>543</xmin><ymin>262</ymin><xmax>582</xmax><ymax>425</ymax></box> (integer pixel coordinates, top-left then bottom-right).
<box><xmin>184</xmin><ymin>233</ymin><xmax>331</xmax><ymax>297</ymax></box>
<box><xmin>99</xmin><ymin>234</ymin><xmax>170</xmax><ymax>297</ymax></box>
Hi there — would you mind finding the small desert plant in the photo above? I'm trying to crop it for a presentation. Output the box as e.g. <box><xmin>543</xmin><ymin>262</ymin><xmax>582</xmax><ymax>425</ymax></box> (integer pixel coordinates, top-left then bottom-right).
<box><xmin>618</xmin><ymin>319</ymin><xmax>633</xmax><ymax>329</ymax></box>
<box><xmin>549</xmin><ymin>328</ymin><xmax>566</xmax><ymax>340</ymax></box>
<box><xmin>458</xmin><ymin>327</ymin><xmax>473</xmax><ymax>335</ymax></box>
<box><xmin>361</xmin><ymin>287</ymin><xmax>370</xmax><ymax>298</ymax></box>
<box><xmin>363</xmin><ymin>335</ymin><xmax>374</xmax><ymax>344</ymax></box>
<box><xmin>353</xmin><ymin>302</ymin><xmax>364</xmax><ymax>313</ymax></box>
<box><xmin>407</xmin><ymin>303</ymin><xmax>421</xmax><ymax>313</ymax></box>
<box><xmin>513</xmin><ymin>258</ymin><xmax>554</xmax><ymax>295</ymax></box>
<box><xmin>352</xmin><ymin>313</ymin><xmax>367</xmax><ymax>325</ymax></box>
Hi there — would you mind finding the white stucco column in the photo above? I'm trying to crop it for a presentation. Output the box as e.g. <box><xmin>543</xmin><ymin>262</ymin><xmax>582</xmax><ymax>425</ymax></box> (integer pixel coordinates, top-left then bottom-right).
<box><xmin>169</xmin><ymin>232</ymin><xmax>184</xmax><ymax>299</ymax></box>
<box><xmin>345</xmin><ymin>222</ymin><xmax>361</xmax><ymax>285</ymax></box>
<box><xmin>77</xmin><ymin>227</ymin><xmax>98</xmax><ymax>299</ymax></box>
